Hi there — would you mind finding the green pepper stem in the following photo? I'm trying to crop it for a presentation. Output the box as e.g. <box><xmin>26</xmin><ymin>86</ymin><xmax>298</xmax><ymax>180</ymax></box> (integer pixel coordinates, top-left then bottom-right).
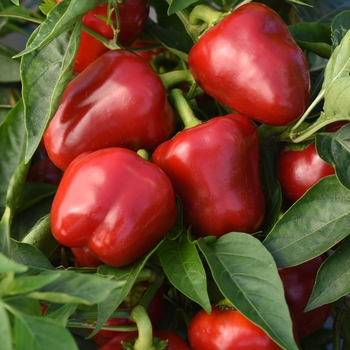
<box><xmin>131</xmin><ymin>305</ymin><xmax>157</xmax><ymax>350</ymax></box>
<box><xmin>169</xmin><ymin>88</ymin><xmax>202</xmax><ymax>129</ymax></box>
<box><xmin>137</xmin><ymin>149</ymin><xmax>149</xmax><ymax>161</ymax></box>
<box><xmin>188</xmin><ymin>5</ymin><xmax>225</xmax><ymax>40</ymax></box>
<box><xmin>160</xmin><ymin>70</ymin><xmax>195</xmax><ymax>91</ymax></box>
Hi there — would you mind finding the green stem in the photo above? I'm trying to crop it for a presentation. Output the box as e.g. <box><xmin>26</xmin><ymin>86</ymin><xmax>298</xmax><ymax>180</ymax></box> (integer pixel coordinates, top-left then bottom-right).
<box><xmin>188</xmin><ymin>5</ymin><xmax>225</xmax><ymax>40</ymax></box>
<box><xmin>81</xmin><ymin>25</ymin><xmax>120</xmax><ymax>50</ymax></box>
<box><xmin>289</xmin><ymin>89</ymin><xmax>325</xmax><ymax>142</ymax></box>
<box><xmin>131</xmin><ymin>305</ymin><xmax>157</xmax><ymax>350</ymax></box>
<box><xmin>138</xmin><ymin>272</ymin><xmax>164</xmax><ymax>310</ymax></box>
<box><xmin>169</xmin><ymin>88</ymin><xmax>202</xmax><ymax>129</ymax></box>
<box><xmin>137</xmin><ymin>149</ymin><xmax>149</xmax><ymax>161</ymax></box>
<box><xmin>159</xmin><ymin>70</ymin><xmax>195</xmax><ymax>91</ymax></box>
<box><xmin>333</xmin><ymin>306</ymin><xmax>344</xmax><ymax>350</ymax></box>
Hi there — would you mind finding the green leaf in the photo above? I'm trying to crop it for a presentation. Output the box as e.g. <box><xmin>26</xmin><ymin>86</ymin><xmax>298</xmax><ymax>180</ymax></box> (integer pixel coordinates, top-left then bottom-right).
<box><xmin>0</xmin><ymin>99</ymin><xmax>25</xmax><ymax>212</ymax></box>
<box><xmin>5</xmin><ymin>296</ymin><xmax>41</xmax><ymax>316</ymax></box>
<box><xmin>11</xmin><ymin>0</ymin><xmax>20</xmax><ymax>5</ymax></box>
<box><xmin>11</xmin><ymin>195</ymin><xmax>54</xmax><ymax>242</ymax></box>
<box><xmin>22</xmin><ymin>21</ymin><xmax>81</xmax><ymax>163</ymax></box>
<box><xmin>5</xmin><ymin>272</ymin><xmax>60</xmax><ymax>296</ymax></box>
<box><xmin>39</xmin><ymin>0</ymin><xmax>57</xmax><ymax>16</ymax></box>
<box><xmin>0</xmin><ymin>301</ymin><xmax>11</xmax><ymax>350</ymax></box>
<box><xmin>16</xmin><ymin>182</ymin><xmax>57</xmax><ymax>213</ymax></box>
<box><xmin>13</xmin><ymin>313</ymin><xmax>78</xmax><ymax>350</ymax></box>
<box><xmin>0</xmin><ymin>207</ymin><xmax>12</xmax><ymax>258</ymax></box>
<box><xmin>0</xmin><ymin>251</ymin><xmax>27</xmax><ymax>274</ymax></box>
<box><xmin>28</xmin><ymin>270</ymin><xmax>125</xmax><ymax>305</ymax></box>
<box><xmin>288</xmin><ymin>22</ymin><xmax>332</xmax><ymax>58</ymax></box>
<box><xmin>290</xmin><ymin>27</ymin><xmax>350</xmax><ymax>142</ymax></box>
<box><xmin>89</xmin><ymin>263</ymin><xmax>144</xmax><ymax>336</ymax></box>
<box><xmin>22</xmin><ymin>214</ymin><xmax>59</xmax><ymax>257</ymax></box>
<box><xmin>323</xmin><ymin>29</ymin><xmax>350</xmax><ymax>88</ymax></box>
<box><xmin>168</xmin><ymin>0</ymin><xmax>198</xmax><ymax>15</ymax></box>
<box><xmin>44</xmin><ymin>303</ymin><xmax>78</xmax><ymax>326</ymax></box>
<box><xmin>291</xmin><ymin>0</ymin><xmax>349</xmax><ymax>25</ymax></box>
<box><xmin>263</xmin><ymin>176</ymin><xmax>350</xmax><ymax>268</ymax></box>
<box><xmin>144</xmin><ymin>17</ymin><xmax>192</xmax><ymax>61</ymax></box>
<box><xmin>0</xmin><ymin>53</ymin><xmax>20</xmax><ymax>82</ymax></box>
<box><xmin>15</xmin><ymin>0</ymin><xmax>104</xmax><ymax>57</ymax></box>
<box><xmin>331</xmin><ymin>10</ymin><xmax>350</xmax><ymax>50</ymax></box>
<box><xmin>157</xmin><ymin>236</ymin><xmax>211</xmax><ymax>313</ymax></box>
<box><xmin>306</xmin><ymin>236</ymin><xmax>350</xmax><ymax>311</ymax></box>
<box><xmin>197</xmin><ymin>233</ymin><xmax>298</xmax><ymax>350</ymax></box>
<box><xmin>317</xmin><ymin>123</ymin><xmax>350</xmax><ymax>190</ymax></box>
<box><xmin>90</xmin><ymin>243</ymin><xmax>161</xmax><ymax>337</ymax></box>
<box><xmin>11</xmin><ymin>239</ymin><xmax>55</xmax><ymax>273</ymax></box>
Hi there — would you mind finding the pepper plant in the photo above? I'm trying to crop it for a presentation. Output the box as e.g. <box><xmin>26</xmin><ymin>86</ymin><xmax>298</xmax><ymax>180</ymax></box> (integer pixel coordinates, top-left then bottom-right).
<box><xmin>1</xmin><ymin>0</ymin><xmax>350</xmax><ymax>349</ymax></box>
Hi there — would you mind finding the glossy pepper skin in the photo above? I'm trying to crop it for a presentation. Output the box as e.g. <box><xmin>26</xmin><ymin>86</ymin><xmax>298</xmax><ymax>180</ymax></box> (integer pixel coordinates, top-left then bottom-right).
<box><xmin>50</xmin><ymin>147</ymin><xmax>178</xmax><ymax>267</ymax></box>
<box><xmin>56</xmin><ymin>0</ymin><xmax>150</xmax><ymax>73</ymax></box>
<box><xmin>44</xmin><ymin>49</ymin><xmax>175</xmax><ymax>171</ymax></box>
<box><xmin>188</xmin><ymin>302</ymin><xmax>284</xmax><ymax>350</ymax></box>
<box><xmin>151</xmin><ymin>114</ymin><xmax>265</xmax><ymax>238</ymax></box>
<box><xmin>277</xmin><ymin>142</ymin><xmax>335</xmax><ymax>203</ymax></box>
<box><xmin>279</xmin><ymin>255</ymin><xmax>332</xmax><ymax>338</ymax></box>
<box><xmin>188</xmin><ymin>3</ymin><xmax>310</xmax><ymax>126</ymax></box>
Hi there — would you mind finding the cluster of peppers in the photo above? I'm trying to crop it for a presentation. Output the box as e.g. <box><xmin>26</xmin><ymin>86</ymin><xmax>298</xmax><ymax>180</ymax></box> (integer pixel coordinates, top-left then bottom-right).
<box><xmin>34</xmin><ymin>1</ymin><xmax>338</xmax><ymax>349</ymax></box>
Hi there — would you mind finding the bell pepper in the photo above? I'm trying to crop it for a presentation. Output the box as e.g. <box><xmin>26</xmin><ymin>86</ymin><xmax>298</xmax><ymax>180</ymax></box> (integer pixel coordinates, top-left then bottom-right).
<box><xmin>50</xmin><ymin>147</ymin><xmax>178</xmax><ymax>267</ymax></box>
<box><xmin>44</xmin><ymin>49</ymin><xmax>176</xmax><ymax>171</ymax></box>
<box><xmin>151</xmin><ymin>89</ymin><xmax>265</xmax><ymax>238</ymax></box>
<box><xmin>56</xmin><ymin>0</ymin><xmax>150</xmax><ymax>73</ymax></box>
<box><xmin>188</xmin><ymin>2</ymin><xmax>310</xmax><ymax>126</ymax></box>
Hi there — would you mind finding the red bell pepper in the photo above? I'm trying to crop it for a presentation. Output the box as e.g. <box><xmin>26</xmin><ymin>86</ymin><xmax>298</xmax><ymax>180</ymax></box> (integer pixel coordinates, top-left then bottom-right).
<box><xmin>188</xmin><ymin>2</ymin><xmax>310</xmax><ymax>126</ymax></box>
<box><xmin>56</xmin><ymin>0</ymin><xmax>150</xmax><ymax>73</ymax></box>
<box><xmin>50</xmin><ymin>147</ymin><xmax>178</xmax><ymax>267</ymax></box>
<box><xmin>44</xmin><ymin>49</ymin><xmax>176</xmax><ymax>171</ymax></box>
<box><xmin>151</xmin><ymin>89</ymin><xmax>265</xmax><ymax>238</ymax></box>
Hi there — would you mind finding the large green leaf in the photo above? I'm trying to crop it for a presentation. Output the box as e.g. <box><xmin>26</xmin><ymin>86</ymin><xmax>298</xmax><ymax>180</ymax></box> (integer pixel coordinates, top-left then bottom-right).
<box><xmin>13</xmin><ymin>313</ymin><xmax>78</xmax><ymax>350</ymax></box>
<box><xmin>10</xmin><ymin>239</ymin><xmax>55</xmax><ymax>273</ymax></box>
<box><xmin>15</xmin><ymin>0</ymin><xmax>103</xmax><ymax>57</ymax></box>
<box><xmin>264</xmin><ymin>175</ymin><xmax>350</xmax><ymax>267</ymax></box>
<box><xmin>306</xmin><ymin>236</ymin><xmax>350</xmax><ymax>311</ymax></box>
<box><xmin>331</xmin><ymin>10</ymin><xmax>350</xmax><ymax>50</ymax></box>
<box><xmin>198</xmin><ymin>233</ymin><xmax>298</xmax><ymax>350</ymax></box>
<box><xmin>288</xmin><ymin>22</ymin><xmax>332</xmax><ymax>58</ymax></box>
<box><xmin>0</xmin><ymin>53</ymin><xmax>20</xmax><ymax>82</ymax></box>
<box><xmin>157</xmin><ymin>235</ymin><xmax>211</xmax><ymax>313</ymax></box>
<box><xmin>89</xmin><ymin>262</ymin><xmax>147</xmax><ymax>337</ymax></box>
<box><xmin>0</xmin><ymin>251</ymin><xmax>27</xmax><ymax>274</ymax></box>
<box><xmin>0</xmin><ymin>301</ymin><xmax>11</xmax><ymax>350</ymax></box>
<box><xmin>22</xmin><ymin>214</ymin><xmax>59</xmax><ymax>257</ymax></box>
<box><xmin>4</xmin><ymin>272</ymin><xmax>60</xmax><ymax>296</ymax></box>
<box><xmin>28</xmin><ymin>270</ymin><xmax>124</xmax><ymax>305</ymax></box>
<box><xmin>317</xmin><ymin>123</ymin><xmax>350</xmax><ymax>190</ymax></box>
<box><xmin>290</xmin><ymin>28</ymin><xmax>350</xmax><ymax>142</ymax></box>
<box><xmin>167</xmin><ymin>0</ymin><xmax>198</xmax><ymax>15</ymax></box>
<box><xmin>0</xmin><ymin>99</ymin><xmax>25</xmax><ymax>212</ymax></box>
<box><xmin>16</xmin><ymin>182</ymin><xmax>57</xmax><ymax>213</ymax></box>
<box><xmin>21</xmin><ymin>21</ymin><xmax>80</xmax><ymax>163</ymax></box>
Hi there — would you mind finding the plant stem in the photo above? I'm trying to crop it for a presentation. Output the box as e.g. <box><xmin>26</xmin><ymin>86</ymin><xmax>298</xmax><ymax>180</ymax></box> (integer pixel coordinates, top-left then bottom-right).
<box><xmin>137</xmin><ymin>149</ymin><xmax>149</xmax><ymax>161</ymax></box>
<box><xmin>131</xmin><ymin>305</ymin><xmax>157</xmax><ymax>350</ymax></box>
<box><xmin>159</xmin><ymin>70</ymin><xmax>195</xmax><ymax>91</ymax></box>
<box><xmin>169</xmin><ymin>88</ymin><xmax>202</xmax><ymax>129</ymax></box>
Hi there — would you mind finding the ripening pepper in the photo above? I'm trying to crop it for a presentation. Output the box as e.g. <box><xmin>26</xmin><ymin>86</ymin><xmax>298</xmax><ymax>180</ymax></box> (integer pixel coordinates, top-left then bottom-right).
<box><xmin>44</xmin><ymin>49</ymin><xmax>176</xmax><ymax>171</ymax></box>
<box><xmin>50</xmin><ymin>147</ymin><xmax>178</xmax><ymax>267</ymax></box>
<box><xmin>56</xmin><ymin>0</ymin><xmax>150</xmax><ymax>73</ymax></box>
<box><xmin>188</xmin><ymin>2</ymin><xmax>310</xmax><ymax>126</ymax></box>
<box><xmin>151</xmin><ymin>111</ymin><xmax>265</xmax><ymax>238</ymax></box>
